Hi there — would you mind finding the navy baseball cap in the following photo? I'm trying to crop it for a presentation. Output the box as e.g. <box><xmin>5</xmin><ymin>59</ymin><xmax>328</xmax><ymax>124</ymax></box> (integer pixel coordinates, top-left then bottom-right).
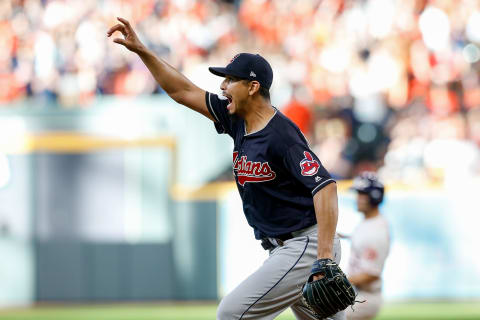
<box><xmin>209</xmin><ymin>53</ymin><xmax>273</xmax><ymax>90</ymax></box>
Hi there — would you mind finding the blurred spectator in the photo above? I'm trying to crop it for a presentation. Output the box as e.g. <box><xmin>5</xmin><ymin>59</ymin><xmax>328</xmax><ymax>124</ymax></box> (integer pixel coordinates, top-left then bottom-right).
<box><xmin>1</xmin><ymin>0</ymin><xmax>480</xmax><ymax>180</ymax></box>
<box><xmin>281</xmin><ymin>86</ymin><xmax>313</xmax><ymax>138</ymax></box>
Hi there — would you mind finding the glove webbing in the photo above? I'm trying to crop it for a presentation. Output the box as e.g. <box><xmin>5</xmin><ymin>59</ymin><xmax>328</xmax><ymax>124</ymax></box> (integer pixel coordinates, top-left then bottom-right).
<box><xmin>303</xmin><ymin>259</ymin><xmax>357</xmax><ymax>318</ymax></box>
<box><xmin>312</xmin><ymin>259</ymin><xmax>355</xmax><ymax>307</ymax></box>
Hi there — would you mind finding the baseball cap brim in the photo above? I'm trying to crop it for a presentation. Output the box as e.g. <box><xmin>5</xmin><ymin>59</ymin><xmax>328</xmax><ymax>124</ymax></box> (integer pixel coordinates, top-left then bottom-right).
<box><xmin>209</xmin><ymin>67</ymin><xmax>245</xmax><ymax>79</ymax></box>
<box><xmin>208</xmin><ymin>67</ymin><xmax>228</xmax><ymax>77</ymax></box>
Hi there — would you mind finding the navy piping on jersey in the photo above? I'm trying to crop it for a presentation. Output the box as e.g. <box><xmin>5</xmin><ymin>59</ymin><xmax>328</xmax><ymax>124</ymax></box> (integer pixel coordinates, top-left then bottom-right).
<box><xmin>239</xmin><ymin>236</ymin><xmax>310</xmax><ymax>319</ymax></box>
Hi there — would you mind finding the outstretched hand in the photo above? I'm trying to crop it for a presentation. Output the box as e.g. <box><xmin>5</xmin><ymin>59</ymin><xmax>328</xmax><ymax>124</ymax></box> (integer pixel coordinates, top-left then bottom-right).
<box><xmin>107</xmin><ymin>17</ymin><xmax>145</xmax><ymax>53</ymax></box>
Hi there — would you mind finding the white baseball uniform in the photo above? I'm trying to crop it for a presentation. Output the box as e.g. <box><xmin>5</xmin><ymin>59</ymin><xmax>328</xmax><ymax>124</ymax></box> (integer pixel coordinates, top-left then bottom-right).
<box><xmin>346</xmin><ymin>214</ymin><xmax>390</xmax><ymax>320</ymax></box>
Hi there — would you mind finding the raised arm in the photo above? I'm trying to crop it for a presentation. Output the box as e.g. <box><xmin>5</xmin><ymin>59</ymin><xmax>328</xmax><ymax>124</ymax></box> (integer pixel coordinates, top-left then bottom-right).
<box><xmin>107</xmin><ymin>17</ymin><xmax>213</xmax><ymax>121</ymax></box>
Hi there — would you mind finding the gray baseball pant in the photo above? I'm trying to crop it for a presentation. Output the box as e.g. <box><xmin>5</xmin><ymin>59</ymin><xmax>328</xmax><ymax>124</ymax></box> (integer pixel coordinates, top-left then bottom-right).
<box><xmin>217</xmin><ymin>225</ymin><xmax>345</xmax><ymax>320</ymax></box>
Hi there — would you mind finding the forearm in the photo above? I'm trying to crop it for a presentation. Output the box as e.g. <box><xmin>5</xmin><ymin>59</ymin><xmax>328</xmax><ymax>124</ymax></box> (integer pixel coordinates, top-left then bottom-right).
<box><xmin>313</xmin><ymin>182</ymin><xmax>338</xmax><ymax>259</ymax></box>
<box><xmin>348</xmin><ymin>272</ymin><xmax>379</xmax><ymax>288</ymax></box>
<box><xmin>137</xmin><ymin>47</ymin><xmax>197</xmax><ymax>103</ymax></box>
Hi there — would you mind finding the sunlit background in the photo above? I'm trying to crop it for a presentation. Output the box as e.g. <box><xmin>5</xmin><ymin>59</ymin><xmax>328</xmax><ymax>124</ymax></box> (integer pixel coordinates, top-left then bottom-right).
<box><xmin>1</xmin><ymin>0</ymin><xmax>480</xmax><ymax>319</ymax></box>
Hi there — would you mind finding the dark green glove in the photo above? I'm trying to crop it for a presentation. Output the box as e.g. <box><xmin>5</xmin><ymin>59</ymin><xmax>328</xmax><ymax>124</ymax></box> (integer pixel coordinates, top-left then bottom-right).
<box><xmin>302</xmin><ymin>258</ymin><xmax>356</xmax><ymax>319</ymax></box>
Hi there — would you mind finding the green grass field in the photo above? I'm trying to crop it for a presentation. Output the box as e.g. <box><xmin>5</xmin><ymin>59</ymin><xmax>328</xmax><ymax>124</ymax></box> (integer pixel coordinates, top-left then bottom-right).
<box><xmin>0</xmin><ymin>302</ymin><xmax>479</xmax><ymax>320</ymax></box>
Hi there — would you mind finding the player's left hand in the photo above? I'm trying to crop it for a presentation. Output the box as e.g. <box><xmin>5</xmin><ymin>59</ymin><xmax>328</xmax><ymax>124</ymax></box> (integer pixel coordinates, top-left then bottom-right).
<box><xmin>302</xmin><ymin>259</ymin><xmax>356</xmax><ymax>319</ymax></box>
<box><xmin>312</xmin><ymin>274</ymin><xmax>324</xmax><ymax>281</ymax></box>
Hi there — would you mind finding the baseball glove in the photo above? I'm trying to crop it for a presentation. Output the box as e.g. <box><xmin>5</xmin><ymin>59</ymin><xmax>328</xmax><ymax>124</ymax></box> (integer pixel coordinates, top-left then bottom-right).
<box><xmin>301</xmin><ymin>258</ymin><xmax>356</xmax><ymax>319</ymax></box>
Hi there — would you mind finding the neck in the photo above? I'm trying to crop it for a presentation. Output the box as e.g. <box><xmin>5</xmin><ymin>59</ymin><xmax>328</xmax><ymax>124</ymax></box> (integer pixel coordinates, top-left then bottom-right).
<box><xmin>364</xmin><ymin>207</ymin><xmax>380</xmax><ymax>219</ymax></box>
<box><xmin>244</xmin><ymin>99</ymin><xmax>274</xmax><ymax>134</ymax></box>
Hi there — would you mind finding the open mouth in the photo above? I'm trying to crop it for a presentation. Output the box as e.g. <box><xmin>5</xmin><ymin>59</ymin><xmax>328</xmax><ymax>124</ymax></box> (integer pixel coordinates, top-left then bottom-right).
<box><xmin>224</xmin><ymin>94</ymin><xmax>233</xmax><ymax>111</ymax></box>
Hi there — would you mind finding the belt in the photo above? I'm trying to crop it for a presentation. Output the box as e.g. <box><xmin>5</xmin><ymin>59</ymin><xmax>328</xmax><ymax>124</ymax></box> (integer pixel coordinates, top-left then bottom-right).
<box><xmin>260</xmin><ymin>233</ymin><xmax>292</xmax><ymax>250</ymax></box>
<box><xmin>260</xmin><ymin>224</ymin><xmax>317</xmax><ymax>250</ymax></box>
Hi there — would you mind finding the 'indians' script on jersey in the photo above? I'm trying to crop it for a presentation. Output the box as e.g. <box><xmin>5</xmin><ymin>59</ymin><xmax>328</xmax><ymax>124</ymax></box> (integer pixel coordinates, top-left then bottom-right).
<box><xmin>233</xmin><ymin>151</ymin><xmax>276</xmax><ymax>186</ymax></box>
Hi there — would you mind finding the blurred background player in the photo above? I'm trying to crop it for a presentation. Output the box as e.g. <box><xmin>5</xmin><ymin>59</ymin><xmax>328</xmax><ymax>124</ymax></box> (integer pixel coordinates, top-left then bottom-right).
<box><xmin>344</xmin><ymin>172</ymin><xmax>390</xmax><ymax>320</ymax></box>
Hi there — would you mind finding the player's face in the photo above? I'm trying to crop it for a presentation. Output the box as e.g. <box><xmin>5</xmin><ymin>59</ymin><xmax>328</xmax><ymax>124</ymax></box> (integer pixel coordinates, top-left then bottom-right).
<box><xmin>221</xmin><ymin>76</ymin><xmax>249</xmax><ymax>115</ymax></box>
<box><xmin>356</xmin><ymin>193</ymin><xmax>372</xmax><ymax>214</ymax></box>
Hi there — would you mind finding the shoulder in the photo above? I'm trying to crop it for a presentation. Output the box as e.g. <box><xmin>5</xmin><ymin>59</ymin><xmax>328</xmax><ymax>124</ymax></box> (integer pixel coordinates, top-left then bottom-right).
<box><xmin>206</xmin><ymin>91</ymin><xmax>242</xmax><ymax>136</ymax></box>
<box><xmin>377</xmin><ymin>215</ymin><xmax>391</xmax><ymax>238</ymax></box>
<box><xmin>205</xmin><ymin>92</ymin><xmax>228</xmax><ymax>116</ymax></box>
<box><xmin>364</xmin><ymin>216</ymin><xmax>390</xmax><ymax>241</ymax></box>
<box><xmin>373</xmin><ymin>215</ymin><xmax>390</xmax><ymax>230</ymax></box>
<box><xmin>271</xmin><ymin>110</ymin><xmax>309</xmax><ymax>149</ymax></box>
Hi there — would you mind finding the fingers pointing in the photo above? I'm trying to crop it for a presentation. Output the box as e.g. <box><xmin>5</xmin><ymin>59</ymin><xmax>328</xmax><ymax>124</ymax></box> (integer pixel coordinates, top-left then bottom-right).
<box><xmin>108</xmin><ymin>17</ymin><xmax>140</xmax><ymax>52</ymax></box>
<box><xmin>107</xmin><ymin>17</ymin><xmax>132</xmax><ymax>37</ymax></box>
<box><xmin>117</xmin><ymin>17</ymin><xmax>131</xmax><ymax>29</ymax></box>
<box><xmin>107</xmin><ymin>24</ymin><xmax>126</xmax><ymax>37</ymax></box>
<box><xmin>113</xmin><ymin>38</ymin><xmax>127</xmax><ymax>46</ymax></box>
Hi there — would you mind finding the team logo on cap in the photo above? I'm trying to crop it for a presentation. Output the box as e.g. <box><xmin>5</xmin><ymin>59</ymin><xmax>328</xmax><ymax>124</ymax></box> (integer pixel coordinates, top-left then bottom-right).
<box><xmin>233</xmin><ymin>151</ymin><xmax>276</xmax><ymax>186</ymax></box>
<box><xmin>300</xmin><ymin>151</ymin><xmax>320</xmax><ymax>176</ymax></box>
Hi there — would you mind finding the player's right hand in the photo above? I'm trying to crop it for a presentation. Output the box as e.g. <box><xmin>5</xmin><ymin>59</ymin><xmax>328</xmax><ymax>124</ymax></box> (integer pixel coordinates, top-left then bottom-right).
<box><xmin>107</xmin><ymin>17</ymin><xmax>145</xmax><ymax>53</ymax></box>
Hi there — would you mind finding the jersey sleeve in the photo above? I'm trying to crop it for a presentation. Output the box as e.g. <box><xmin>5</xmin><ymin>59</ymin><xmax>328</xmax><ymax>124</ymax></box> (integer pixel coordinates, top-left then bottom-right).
<box><xmin>283</xmin><ymin>144</ymin><xmax>335</xmax><ymax>196</ymax></box>
<box><xmin>205</xmin><ymin>91</ymin><xmax>235</xmax><ymax>137</ymax></box>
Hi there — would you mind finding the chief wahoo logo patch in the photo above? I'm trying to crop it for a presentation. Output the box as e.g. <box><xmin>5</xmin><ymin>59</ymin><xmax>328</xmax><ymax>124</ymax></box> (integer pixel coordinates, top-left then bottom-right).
<box><xmin>300</xmin><ymin>151</ymin><xmax>320</xmax><ymax>176</ymax></box>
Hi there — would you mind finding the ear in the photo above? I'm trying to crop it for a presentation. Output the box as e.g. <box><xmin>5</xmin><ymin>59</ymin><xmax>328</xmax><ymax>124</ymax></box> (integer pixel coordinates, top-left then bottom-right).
<box><xmin>248</xmin><ymin>81</ymin><xmax>261</xmax><ymax>96</ymax></box>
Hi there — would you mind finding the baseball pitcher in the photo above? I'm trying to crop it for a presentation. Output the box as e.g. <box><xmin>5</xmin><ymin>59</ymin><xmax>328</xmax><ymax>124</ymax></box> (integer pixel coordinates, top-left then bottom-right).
<box><xmin>108</xmin><ymin>17</ymin><xmax>356</xmax><ymax>319</ymax></box>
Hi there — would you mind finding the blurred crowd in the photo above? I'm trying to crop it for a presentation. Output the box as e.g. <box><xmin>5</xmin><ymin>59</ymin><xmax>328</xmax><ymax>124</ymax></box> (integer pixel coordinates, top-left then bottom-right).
<box><xmin>1</xmin><ymin>0</ymin><xmax>480</xmax><ymax>181</ymax></box>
